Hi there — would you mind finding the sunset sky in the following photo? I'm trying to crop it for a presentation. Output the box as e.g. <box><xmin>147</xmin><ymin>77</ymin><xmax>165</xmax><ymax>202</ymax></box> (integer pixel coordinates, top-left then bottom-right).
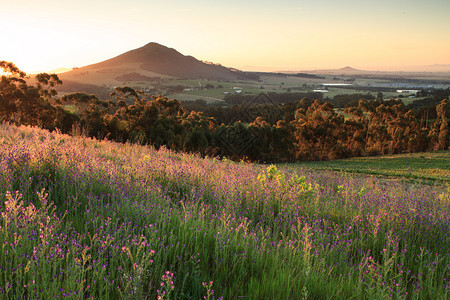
<box><xmin>1</xmin><ymin>0</ymin><xmax>449</xmax><ymax>73</ymax></box>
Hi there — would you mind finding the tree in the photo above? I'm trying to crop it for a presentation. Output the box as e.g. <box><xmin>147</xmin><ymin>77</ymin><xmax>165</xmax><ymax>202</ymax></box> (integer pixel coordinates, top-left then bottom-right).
<box><xmin>292</xmin><ymin>100</ymin><xmax>348</xmax><ymax>160</ymax></box>
<box><xmin>0</xmin><ymin>61</ymin><xmax>27</xmax><ymax>122</ymax></box>
<box><xmin>60</xmin><ymin>92</ymin><xmax>110</xmax><ymax>138</ymax></box>
<box><xmin>0</xmin><ymin>61</ymin><xmax>62</xmax><ymax>128</ymax></box>
<box><xmin>437</xmin><ymin>99</ymin><xmax>449</xmax><ymax>150</ymax></box>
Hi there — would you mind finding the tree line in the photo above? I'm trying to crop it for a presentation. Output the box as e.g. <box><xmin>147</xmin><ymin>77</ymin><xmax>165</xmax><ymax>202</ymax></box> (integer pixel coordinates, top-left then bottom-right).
<box><xmin>1</xmin><ymin>61</ymin><xmax>448</xmax><ymax>163</ymax></box>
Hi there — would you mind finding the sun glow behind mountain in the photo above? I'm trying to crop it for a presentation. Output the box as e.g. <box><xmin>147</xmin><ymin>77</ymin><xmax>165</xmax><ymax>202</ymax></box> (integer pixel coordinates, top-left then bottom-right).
<box><xmin>1</xmin><ymin>0</ymin><xmax>449</xmax><ymax>73</ymax></box>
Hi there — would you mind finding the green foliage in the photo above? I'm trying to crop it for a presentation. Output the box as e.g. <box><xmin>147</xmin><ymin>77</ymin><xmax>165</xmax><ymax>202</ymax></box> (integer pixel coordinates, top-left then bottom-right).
<box><xmin>257</xmin><ymin>164</ymin><xmax>285</xmax><ymax>185</ymax></box>
<box><xmin>438</xmin><ymin>185</ymin><xmax>450</xmax><ymax>207</ymax></box>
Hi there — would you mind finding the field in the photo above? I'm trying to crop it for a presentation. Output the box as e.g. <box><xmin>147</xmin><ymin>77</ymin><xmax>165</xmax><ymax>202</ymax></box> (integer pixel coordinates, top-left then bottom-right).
<box><xmin>164</xmin><ymin>74</ymin><xmax>432</xmax><ymax>104</ymax></box>
<box><xmin>293</xmin><ymin>151</ymin><xmax>450</xmax><ymax>182</ymax></box>
<box><xmin>0</xmin><ymin>124</ymin><xmax>449</xmax><ymax>299</ymax></box>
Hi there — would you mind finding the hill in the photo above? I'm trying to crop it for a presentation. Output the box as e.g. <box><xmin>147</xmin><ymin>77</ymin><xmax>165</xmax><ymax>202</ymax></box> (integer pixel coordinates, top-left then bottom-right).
<box><xmin>1</xmin><ymin>123</ymin><xmax>448</xmax><ymax>299</ymax></box>
<box><xmin>284</xmin><ymin>66</ymin><xmax>450</xmax><ymax>80</ymax></box>
<box><xmin>59</xmin><ymin>42</ymin><xmax>257</xmax><ymax>86</ymax></box>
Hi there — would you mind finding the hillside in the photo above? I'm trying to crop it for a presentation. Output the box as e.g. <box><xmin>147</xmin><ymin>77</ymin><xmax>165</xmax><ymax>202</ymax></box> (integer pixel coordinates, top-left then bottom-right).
<box><xmin>58</xmin><ymin>42</ymin><xmax>257</xmax><ymax>86</ymax></box>
<box><xmin>1</xmin><ymin>123</ymin><xmax>448</xmax><ymax>299</ymax></box>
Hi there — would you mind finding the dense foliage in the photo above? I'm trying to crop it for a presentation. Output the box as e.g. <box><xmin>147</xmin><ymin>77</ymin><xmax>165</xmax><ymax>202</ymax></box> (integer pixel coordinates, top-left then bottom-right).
<box><xmin>0</xmin><ymin>61</ymin><xmax>449</xmax><ymax>163</ymax></box>
<box><xmin>0</xmin><ymin>124</ymin><xmax>449</xmax><ymax>299</ymax></box>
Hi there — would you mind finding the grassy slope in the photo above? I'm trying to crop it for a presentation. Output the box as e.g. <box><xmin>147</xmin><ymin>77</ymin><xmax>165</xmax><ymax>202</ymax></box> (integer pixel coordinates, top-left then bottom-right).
<box><xmin>0</xmin><ymin>124</ymin><xmax>448</xmax><ymax>299</ymax></box>
<box><xmin>290</xmin><ymin>151</ymin><xmax>450</xmax><ymax>182</ymax></box>
<box><xmin>59</xmin><ymin>62</ymin><xmax>172</xmax><ymax>86</ymax></box>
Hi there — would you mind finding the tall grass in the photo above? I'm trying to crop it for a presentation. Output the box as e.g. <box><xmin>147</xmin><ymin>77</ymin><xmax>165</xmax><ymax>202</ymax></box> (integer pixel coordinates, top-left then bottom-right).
<box><xmin>0</xmin><ymin>123</ymin><xmax>448</xmax><ymax>299</ymax></box>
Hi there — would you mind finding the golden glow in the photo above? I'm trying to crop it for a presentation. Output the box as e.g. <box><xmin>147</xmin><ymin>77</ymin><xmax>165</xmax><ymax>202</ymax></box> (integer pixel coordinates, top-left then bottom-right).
<box><xmin>1</xmin><ymin>0</ymin><xmax>449</xmax><ymax>73</ymax></box>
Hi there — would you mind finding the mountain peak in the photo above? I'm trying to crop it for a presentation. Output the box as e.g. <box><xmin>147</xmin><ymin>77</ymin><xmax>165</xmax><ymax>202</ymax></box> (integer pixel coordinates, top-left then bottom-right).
<box><xmin>143</xmin><ymin>42</ymin><xmax>168</xmax><ymax>48</ymax></box>
<box><xmin>141</xmin><ymin>42</ymin><xmax>176</xmax><ymax>52</ymax></box>
<box><xmin>339</xmin><ymin>66</ymin><xmax>358</xmax><ymax>71</ymax></box>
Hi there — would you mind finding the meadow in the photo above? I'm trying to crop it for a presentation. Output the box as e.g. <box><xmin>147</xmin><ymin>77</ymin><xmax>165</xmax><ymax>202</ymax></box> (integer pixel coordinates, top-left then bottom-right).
<box><xmin>293</xmin><ymin>151</ymin><xmax>450</xmax><ymax>182</ymax></box>
<box><xmin>0</xmin><ymin>123</ymin><xmax>449</xmax><ymax>299</ymax></box>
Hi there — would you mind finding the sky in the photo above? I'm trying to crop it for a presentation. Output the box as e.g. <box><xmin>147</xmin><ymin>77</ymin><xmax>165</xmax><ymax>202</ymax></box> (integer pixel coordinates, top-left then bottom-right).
<box><xmin>1</xmin><ymin>0</ymin><xmax>449</xmax><ymax>73</ymax></box>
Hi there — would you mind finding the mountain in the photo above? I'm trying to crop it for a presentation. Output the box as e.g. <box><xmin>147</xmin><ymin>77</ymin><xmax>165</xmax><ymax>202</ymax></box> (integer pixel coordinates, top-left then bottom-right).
<box><xmin>59</xmin><ymin>43</ymin><xmax>257</xmax><ymax>85</ymax></box>
<box><xmin>285</xmin><ymin>65</ymin><xmax>450</xmax><ymax>75</ymax></box>
<box><xmin>338</xmin><ymin>66</ymin><xmax>360</xmax><ymax>72</ymax></box>
<box><xmin>290</xmin><ymin>66</ymin><xmax>370</xmax><ymax>75</ymax></box>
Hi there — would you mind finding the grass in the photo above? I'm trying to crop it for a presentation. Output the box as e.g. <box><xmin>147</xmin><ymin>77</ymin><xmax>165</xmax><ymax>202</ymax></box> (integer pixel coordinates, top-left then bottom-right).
<box><xmin>0</xmin><ymin>123</ymin><xmax>448</xmax><ymax>299</ymax></box>
<box><xmin>168</xmin><ymin>79</ymin><xmax>285</xmax><ymax>101</ymax></box>
<box><xmin>401</xmin><ymin>97</ymin><xmax>425</xmax><ymax>106</ymax></box>
<box><xmin>167</xmin><ymin>93</ymin><xmax>225</xmax><ymax>104</ymax></box>
<box><xmin>59</xmin><ymin>62</ymin><xmax>172</xmax><ymax>87</ymax></box>
<box><xmin>292</xmin><ymin>151</ymin><xmax>450</xmax><ymax>182</ymax></box>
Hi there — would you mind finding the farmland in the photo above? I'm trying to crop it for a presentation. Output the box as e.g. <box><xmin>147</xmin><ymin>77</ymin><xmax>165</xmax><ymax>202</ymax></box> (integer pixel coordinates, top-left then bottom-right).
<box><xmin>165</xmin><ymin>76</ymin><xmax>412</xmax><ymax>105</ymax></box>
<box><xmin>160</xmin><ymin>70</ymin><xmax>450</xmax><ymax>105</ymax></box>
<box><xmin>0</xmin><ymin>124</ymin><xmax>449</xmax><ymax>299</ymax></box>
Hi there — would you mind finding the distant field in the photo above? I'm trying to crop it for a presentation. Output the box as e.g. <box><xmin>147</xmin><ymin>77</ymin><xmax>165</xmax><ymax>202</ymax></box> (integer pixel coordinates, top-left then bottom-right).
<box><xmin>59</xmin><ymin>68</ymin><xmax>438</xmax><ymax>106</ymax></box>
<box><xmin>168</xmin><ymin>75</ymin><xmax>427</xmax><ymax>103</ymax></box>
<box><xmin>401</xmin><ymin>96</ymin><xmax>425</xmax><ymax>106</ymax></box>
<box><xmin>167</xmin><ymin>93</ymin><xmax>224</xmax><ymax>104</ymax></box>
<box><xmin>290</xmin><ymin>150</ymin><xmax>450</xmax><ymax>182</ymax></box>
<box><xmin>170</xmin><ymin>85</ymin><xmax>419</xmax><ymax>104</ymax></box>
<box><xmin>168</xmin><ymin>78</ymin><xmax>293</xmax><ymax>102</ymax></box>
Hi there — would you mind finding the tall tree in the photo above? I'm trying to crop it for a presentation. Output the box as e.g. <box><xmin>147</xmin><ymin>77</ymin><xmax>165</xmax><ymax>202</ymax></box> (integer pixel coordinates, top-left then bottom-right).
<box><xmin>437</xmin><ymin>99</ymin><xmax>449</xmax><ymax>150</ymax></box>
<box><xmin>60</xmin><ymin>92</ymin><xmax>110</xmax><ymax>138</ymax></box>
<box><xmin>0</xmin><ymin>61</ymin><xmax>62</xmax><ymax>128</ymax></box>
<box><xmin>0</xmin><ymin>61</ymin><xmax>27</xmax><ymax>122</ymax></box>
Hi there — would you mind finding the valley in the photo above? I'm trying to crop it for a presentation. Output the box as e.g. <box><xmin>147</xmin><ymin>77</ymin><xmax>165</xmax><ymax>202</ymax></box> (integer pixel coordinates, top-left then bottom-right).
<box><xmin>56</xmin><ymin>43</ymin><xmax>450</xmax><ymax>107</ymax></box>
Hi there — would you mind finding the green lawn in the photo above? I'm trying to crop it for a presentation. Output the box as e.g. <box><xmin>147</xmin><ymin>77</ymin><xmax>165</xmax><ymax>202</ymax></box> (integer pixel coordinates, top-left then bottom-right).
<box><xmin>289</xmin><ymin>150</ymin><xmax>450</xmax><ymax>182</ymax></box>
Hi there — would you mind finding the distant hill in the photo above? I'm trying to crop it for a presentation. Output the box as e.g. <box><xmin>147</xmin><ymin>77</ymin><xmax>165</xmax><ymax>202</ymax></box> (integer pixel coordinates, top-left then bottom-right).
<box><xmin>293</xmin><ymin>66</ymin><xmax>369</xmax><ymax>75</ymax></box>
<box><xmin>285</xmin><ymin>65</ymin><xmax>450</xmax><ymax>76</ymax></box>
<box><xmin>338</xmin><ymin>66</ymin><xmax>360</xmax><ymax>72</ymax></box>
<box><xmin>59</xmin><ymin>42</ymin><xmax>257</xmax><ymax>86</ymax></box>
